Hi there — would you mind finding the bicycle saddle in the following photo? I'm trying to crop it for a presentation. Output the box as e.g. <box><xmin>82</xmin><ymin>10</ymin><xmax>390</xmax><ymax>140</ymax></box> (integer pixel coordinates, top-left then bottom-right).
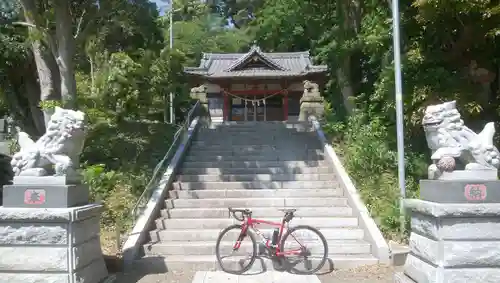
<box><xmin>279</xmin><ymin>208</ymin><xmax>297</xmax><ymax>213</ymax></box>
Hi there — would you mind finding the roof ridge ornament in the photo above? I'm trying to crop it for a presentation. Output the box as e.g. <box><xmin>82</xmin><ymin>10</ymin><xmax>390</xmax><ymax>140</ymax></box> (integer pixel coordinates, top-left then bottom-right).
<box><xmin>224</xmin><ymin>45</ymin><xmax>286</xmax><ymax>72</ymax></box>
<box><xmin>251</xmin><ymin>44</ymin><xmax>261</xmax><ymax>53</ymax></box>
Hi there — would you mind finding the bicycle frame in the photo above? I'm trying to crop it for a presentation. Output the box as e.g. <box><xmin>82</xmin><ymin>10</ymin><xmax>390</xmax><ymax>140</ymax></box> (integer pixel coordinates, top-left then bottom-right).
<box><xmin>233</xmin><ymin>215</ymin><xmax>304</xmax><ymax>257</ymax></box>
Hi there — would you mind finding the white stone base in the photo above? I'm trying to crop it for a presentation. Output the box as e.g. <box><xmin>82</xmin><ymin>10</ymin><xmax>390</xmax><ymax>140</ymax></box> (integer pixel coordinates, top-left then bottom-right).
<box><xmin>438</xmin><ymin>170</ymin><xmax>498</xmax><ymax>181</ymax></box>
<box><xmin>394</xmin><ymin>272</ymin><xmax>416</xmax><ymax>283</ymax></box>
<box><xmin>13</xmin><ymin>175</ymin><xmax>82</xmax><ymax>185</ymax></box>
<box><xmin>0</xmin><ymin>204</ymin><xmax>109</xmax><ymax>283</ymax></box>
<box><xmin>399</xmin><ymin>199</ymin><xmax>500</xmax><ymax>283</ymax></box>
<box><xmin>404</xmin><ymin>254</ymin><xmax>500</xmax><ymax>283</ymax></box>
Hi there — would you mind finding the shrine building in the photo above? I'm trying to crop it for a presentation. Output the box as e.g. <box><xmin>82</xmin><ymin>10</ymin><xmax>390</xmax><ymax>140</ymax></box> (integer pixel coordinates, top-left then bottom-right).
<box><xmin>184</xmin><ymin>45</ymin><xmax>328</xmax><ymax>122</ymax></box>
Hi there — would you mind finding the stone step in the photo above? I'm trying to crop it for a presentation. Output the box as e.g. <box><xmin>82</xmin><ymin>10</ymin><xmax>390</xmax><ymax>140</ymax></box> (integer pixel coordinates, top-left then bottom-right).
<box><xmin>171</xmin><ymin>180</ymin><xmax>338</xmax><ymax>190</ymax></box>
<box><xmin>193</xmin><ymin>134</ymin><xmax>316</xmax><ymax>139</ymax></box>
<box><xmin>150</xmin><ymin>227</ymin><xmax>365</xmax><ymax>242</ymax></box>
<box><xmin>198</xmin><ymin>130</ymin><xmax>314</xmax><ymax>136</ymax></box>
<box><xmin>168</xmin><ymin>189</ymin><xmax>343</xmax><ymax>199</ymax></box>
<box><xmin>203</xmin><ymin>127</ymin><xmax>311</xmax><ymax>131</ymax></box>
<box><xmin>202</xmin><ymin>122</ymin><xmax>311</xmax><ymax>128</ymax></box>
<box><xmin>187</xmin><ymin>149</ymin><xmax>323</xmax><ymax>157</ymax></box>
<box><xmin>192</xmin><ymin>137</ymin><xmax>319</xmax><ymax>142</ymax></box>
<box><xmin>205</xmin><ymin>121</ymin><xmax>311</xmax><ymax>128</ymax></box>
<box><xmin>134</xmin><ymin>254</ymin><xmax>378</xmax><ymax>271</ymax></box>
<box><xmin>178</xmin><ymin>166</ymin><xmax>333</xmax><ymax>175</ymax></box>
<box><xmin>196</xmin><ymin>130</ymin><xmax>316</xmax><ymax>136</ymax></box>
<box><xmin>161</xmin><ymin>206</ymin><xmax>353</xmax><ymax>219</ymax></box>
<box><xmin>181</xmin><ymin>161</ymin><xmax>329</xmax><ymax>169</ymax></box>
<box><xmin>193</xmin><ymin>136</ymin><xmax>317</xmax><ymax>141</ymax></box>
<box><xmin>190</xmin><ymin>140</ymin><xmax>321</xmax><ymax>146</ymax></box>
<box><xmin>184</xmin><ymin>155</ymin><xmax>325</xmax><ymax>162</ymax></box>
<box><xmin>166</xmin><ymin>197</ymin><xmax>348</xmax><ymax>209</ymax></box>
<box><xmin>189</xmin><ymin>145</ymin><xmax>323</xmax><ymax>151</ymax></box>
<box><xmin>155</xmin><ymin>217</ymin><xmax>358</xmax><ymax>230</ymax></box>
<box><xmin>195</xmin><ymin>131</ymin><xmax>314</xmax><ymax>136</ymax></box>
<box><xmin>176</xmin><ymin>173</ymin><xmax>335</xmax><ymax>182</ymax></box>
<box><xmin>144</xmin><ymin>240</ymin><xmax>371</xmax><ymax>256</ymax></box>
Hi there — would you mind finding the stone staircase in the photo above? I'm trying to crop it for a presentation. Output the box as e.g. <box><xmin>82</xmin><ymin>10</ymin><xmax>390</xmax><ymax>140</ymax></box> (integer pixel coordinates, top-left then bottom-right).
<box><xmin>140</xmin><ymin>121</ymin><xmax>379</xmax><ymax>271</ymax></box>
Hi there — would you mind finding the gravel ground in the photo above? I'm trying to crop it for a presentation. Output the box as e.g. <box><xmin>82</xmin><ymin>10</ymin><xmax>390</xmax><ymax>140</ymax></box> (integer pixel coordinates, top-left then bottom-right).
<box><xmin>115</xmin><ymin>268</ymin><xmax>197</xmax><ymax>283</ymax></box>
<box><xmin>114</xmin><ymin>264</ymin><xmax>402</xmax><ymax>283</ymax></box>
<box><xmin>318</xmin><ymin>265</ymin><xmax>403</xmax><ymax>283</ymax></box>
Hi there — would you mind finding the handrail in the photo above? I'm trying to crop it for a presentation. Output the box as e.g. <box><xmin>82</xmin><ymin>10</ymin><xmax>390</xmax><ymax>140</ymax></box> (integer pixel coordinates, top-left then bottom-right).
<box><xmin>130</xmin><ymin>101</ymin><xmax>200</xmax><ymax>222</ymax></box>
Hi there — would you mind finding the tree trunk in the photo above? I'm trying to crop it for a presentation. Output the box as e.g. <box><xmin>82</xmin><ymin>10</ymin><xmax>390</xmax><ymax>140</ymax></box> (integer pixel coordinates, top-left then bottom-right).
<box><xmin>5</xmin><ymin>60</ymin><xmax>45</xmax><ymax>138</ymax></box>
<box><xmin>54</xmin><ymin>0</ymin><xmax>78</xmax><ymax>109</ymax></box>
<box><xmin>23</xmin><ymin>68</ymin><xmax>46</xmax><ymax>137</ymax></box>
<box><xmin>19</xmin><ymin>0</ymin><xmax>62</xmax><ymax>129</ymax></box>
<box><xmin>336</xmin><ymin>56</ymin><xmax>355</xmax><ymax>114</ymax></box>
<box><xmin>89</xmin><ymin>56</ymin><xmax>95</xmax><ymax>95</ymax></box>
<box><xmin>335</xmin><ymin>0</ymin><xmax>361</xmax><ymax>115</ymax></box>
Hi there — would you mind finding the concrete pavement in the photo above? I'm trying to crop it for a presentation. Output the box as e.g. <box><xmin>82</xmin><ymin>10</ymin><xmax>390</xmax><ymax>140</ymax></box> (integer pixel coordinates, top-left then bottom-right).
<box><xmin>191</xmin><ymin>271</ymin><xmax>321</xmax><ymax>283</ymax></box>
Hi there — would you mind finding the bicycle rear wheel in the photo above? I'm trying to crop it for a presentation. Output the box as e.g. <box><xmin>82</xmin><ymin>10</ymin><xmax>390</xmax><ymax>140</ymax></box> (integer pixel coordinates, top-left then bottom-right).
<box><xmin>279</xmin><ymin>225</ymin><xmax>328</xmax><ymax>274</ymax></box>
<box><xmin>215</xmin><ymin>224</ymin><xmax>257</xmax><ymax>274</ymax></box>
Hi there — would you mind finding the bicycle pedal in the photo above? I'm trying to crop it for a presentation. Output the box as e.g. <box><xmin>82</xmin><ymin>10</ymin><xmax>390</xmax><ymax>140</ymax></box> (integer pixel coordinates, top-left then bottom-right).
<box><xmin>272</xmin><ymin>257</ymin><xmax>286</xmax><ymax>271</ymax></box>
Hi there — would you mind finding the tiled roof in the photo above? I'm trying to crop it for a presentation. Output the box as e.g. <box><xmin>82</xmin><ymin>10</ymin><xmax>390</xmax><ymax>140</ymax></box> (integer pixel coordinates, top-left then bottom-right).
<box><xmin>184</xmin><ymin>45</ymin><xmax>328</xmax><ymax>78</ymax></box>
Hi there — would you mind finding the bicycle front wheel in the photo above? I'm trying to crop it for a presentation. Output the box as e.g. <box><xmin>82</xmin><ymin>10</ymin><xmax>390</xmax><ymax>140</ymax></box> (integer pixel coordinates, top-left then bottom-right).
<box><xmin>215</xmin><ymin>224</ymin><xmax>257</xmax><ymax>274</ymax></box>
<box><xmin>279</xmin><ymin>225</ymin><xmax>328</xmax><ymax>274</ymax></box>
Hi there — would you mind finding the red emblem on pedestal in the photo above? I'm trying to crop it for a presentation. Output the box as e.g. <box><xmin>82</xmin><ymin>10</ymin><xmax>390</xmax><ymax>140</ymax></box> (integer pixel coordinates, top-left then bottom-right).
<box><xmin>464</xmin><ymin>184</ymin><xmax>487</xmax><ymax>201</ymax></box>
<box><xmin>24</xmin><ymin>189</ymin><xmax>46</xmax><ymax>205</ymax></box>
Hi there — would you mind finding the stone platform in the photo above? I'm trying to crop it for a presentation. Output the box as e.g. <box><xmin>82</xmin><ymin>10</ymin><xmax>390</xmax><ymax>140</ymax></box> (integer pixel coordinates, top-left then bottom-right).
<box><xmin>400</xmin><ymin>199</ymin><xmax>500</xmax><ymax>283</ymax></box>
<box><xmin>393</xmin><ymin>272</ymin><xmax>416</xmax><ymax>283</ymax></box>
<box><xmin>191</xmin><ymin>271</ymin><xmax>321</xmax><ymax>283</ymax></box>
<box><xmin>0</xmin><ymin>204</ymin><xmax>108</xmax><ymax>283</ymax></box>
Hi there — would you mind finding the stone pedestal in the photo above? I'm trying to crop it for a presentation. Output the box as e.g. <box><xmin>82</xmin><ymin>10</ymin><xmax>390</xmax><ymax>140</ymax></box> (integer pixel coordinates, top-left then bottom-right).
<box><xmin>299</xmin><ymin>81</ymin><xmax>324</xmax><ymax>121</ymax></box>
<box><xmin>190</xmin><ymin>85</ymin><xmax>208</xmax><ymax>110</ymax></box>
<box><xmin>395</xmin><ymin>179</ymin><xmax>500</xmax><ymax>283</ymax></box>
<box><xmin>3</xmin><ymin>183</ymin><xmax>89</xmax><ymax>208</ymax></box>
<box><xmin>0</xmin><ymin>204</ymin><xmax>109</xmax><ymax>283</ymax></box>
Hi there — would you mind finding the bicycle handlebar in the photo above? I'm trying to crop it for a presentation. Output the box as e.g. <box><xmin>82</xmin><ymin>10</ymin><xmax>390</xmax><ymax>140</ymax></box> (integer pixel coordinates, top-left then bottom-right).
<box><xmin>228</xmin><ymin>207</ymin><xmax>251</xmax><ymax>221</ymax></box>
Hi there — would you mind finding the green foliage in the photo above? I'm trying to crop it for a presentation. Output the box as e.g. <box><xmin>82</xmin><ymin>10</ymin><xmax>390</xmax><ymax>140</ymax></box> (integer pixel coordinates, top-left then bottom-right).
<box><xmin>169</xmin><ymin>15</ymin><xmax>251</xmax><ymax>65</ymax></box>
<box><xmin>328</xmin><ymin>111</ymin><xmax>425</xmax><ymax>241</ymax></box>
<box><xmin>250</xmin><ymin>0</ymin><xmax>500</xmax><ymax>241</ymax></box>
<box><xmin>39</xmin><ymin>100</ymin><xmax>62</xmax><ymax>110</ymax></box>
<box><xmin>82</xmin><ymin>164</ymin><xmax>138</xmax><ymax>232</ymax></box>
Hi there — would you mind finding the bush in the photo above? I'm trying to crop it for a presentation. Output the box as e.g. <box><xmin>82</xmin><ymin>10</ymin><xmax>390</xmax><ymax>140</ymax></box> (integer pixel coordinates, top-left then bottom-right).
<box><xmin>325</xmin><ymin>109</ymin><xmax>426</xmax><ymax>242</ymax></box>
<box><xmin>79</xmin><ymin>111</ymin><xmax>177</xmax><ymax>255</ymax></box>
<box><xmin>82</xmin><ymin>164</ymin><xmax>138</xmax><ymax>233</ymax></box>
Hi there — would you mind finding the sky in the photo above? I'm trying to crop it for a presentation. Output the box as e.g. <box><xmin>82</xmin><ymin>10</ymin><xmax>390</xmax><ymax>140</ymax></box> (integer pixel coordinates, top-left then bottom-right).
<box><xmin>149</xmin><ymin>0</ymin><xmax>235</xmax><ymax>27</ymax></box>
<box><xmin>151</xmin><ymin>0</ymin><xmax>170</xmax><ymax>15</ymax></box>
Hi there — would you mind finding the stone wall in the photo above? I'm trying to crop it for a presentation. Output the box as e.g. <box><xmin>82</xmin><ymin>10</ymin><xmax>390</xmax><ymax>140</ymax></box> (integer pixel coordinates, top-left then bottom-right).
<box><xmin>0</xmin><ymin>204</ymin><xmax>108</xmax><ymax>283</ymax></box>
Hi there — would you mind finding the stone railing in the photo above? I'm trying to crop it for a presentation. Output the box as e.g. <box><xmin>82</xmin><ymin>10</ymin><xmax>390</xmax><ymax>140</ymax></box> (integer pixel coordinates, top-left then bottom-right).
<box><xmin>122</xmin><ymin>101</ymin><xmax>204</xmax><ymax>266</ymax></box>
<box><xmin>310</xmin><ymin>116</ymin><xmax>390</xmax><ymax>264</ymax></box>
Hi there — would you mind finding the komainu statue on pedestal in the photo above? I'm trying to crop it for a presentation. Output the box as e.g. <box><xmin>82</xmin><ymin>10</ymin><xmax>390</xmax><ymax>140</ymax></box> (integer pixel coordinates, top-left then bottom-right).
<box><xmin>10</xmin><ymin>107</ymin><xmax>86</xmax><ymax>177</ymax></box>
<box><xmin>422</xmin><ymin>100</ymin><xmax>500</xmax><ymax>180</ymax></box>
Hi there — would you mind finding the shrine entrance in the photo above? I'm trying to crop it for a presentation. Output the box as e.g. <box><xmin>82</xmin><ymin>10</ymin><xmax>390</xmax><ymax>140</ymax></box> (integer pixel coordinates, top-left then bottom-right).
<box><xmin>227</xmin><ymin>91</ymin><xmax>285</xmax><ymax>122</ymax></box>
<box><xmin>184</xmin><ymin>45</ymin><xmax>328</xmax><ymax>122</ymax></box>
<box><xmin>242</xmin><ymin>95</ymin><xmax>283</xmax><ymax>121</ymax></box>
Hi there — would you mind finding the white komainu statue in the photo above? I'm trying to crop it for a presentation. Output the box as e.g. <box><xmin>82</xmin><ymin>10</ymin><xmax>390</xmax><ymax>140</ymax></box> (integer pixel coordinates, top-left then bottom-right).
<box><xmin>422</xmin><ymin>100</ymin><xmax>500</xmax><ymax>179</ymax></box>
<box><xmin>11</xmin><ymin>107</ymin><xmax>86</xmax><ymax>177</ymax></box>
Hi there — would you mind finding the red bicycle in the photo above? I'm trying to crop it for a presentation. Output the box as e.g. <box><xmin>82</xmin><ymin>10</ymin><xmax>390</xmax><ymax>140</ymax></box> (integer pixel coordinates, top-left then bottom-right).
<box><xmin>215</xmin><ymin>207</ymin><xmax>328</xmax><ymax>274</ymax></box>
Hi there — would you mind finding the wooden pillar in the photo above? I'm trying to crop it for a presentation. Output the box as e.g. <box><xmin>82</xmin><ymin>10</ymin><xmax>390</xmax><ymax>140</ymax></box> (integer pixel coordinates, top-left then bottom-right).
<box><xmin>281</xmin><ymin>81</ymin><xmax>288</xmax><ymax>121</ymax></box>
<box><xmin>283</xmin><ymin>90</ymin><xmax>288</xmax><ymax>121</ymax></box>
<box><xmin>223</xmin><ymin>90</ymin><xmax>229</xmax><ymax>121</ymax></box>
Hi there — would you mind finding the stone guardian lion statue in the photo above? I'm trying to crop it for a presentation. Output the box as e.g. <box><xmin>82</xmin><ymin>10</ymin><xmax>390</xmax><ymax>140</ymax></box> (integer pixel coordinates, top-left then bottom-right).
<box><xmin>422</xmin><ymin>100</ymin><xmax>500</xmax><ymax>179</ymax></box>
<box><xmin>11</xmin><ymin>107</ymin><xmax>86</xmax><ymax>177</ymax></box>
